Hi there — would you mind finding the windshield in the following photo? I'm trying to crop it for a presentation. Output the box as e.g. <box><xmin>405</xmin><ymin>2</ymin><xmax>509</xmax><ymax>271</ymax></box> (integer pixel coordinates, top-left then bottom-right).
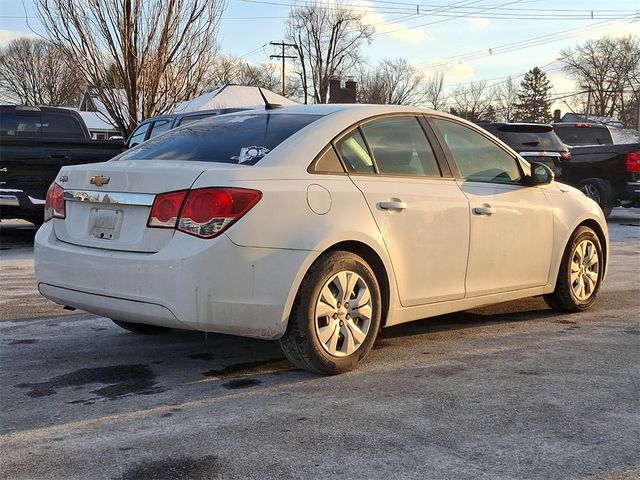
<box><xmin>116</xmin><ymin>113</ymin><xmax>322</xmax><ymax>165</ymax></box>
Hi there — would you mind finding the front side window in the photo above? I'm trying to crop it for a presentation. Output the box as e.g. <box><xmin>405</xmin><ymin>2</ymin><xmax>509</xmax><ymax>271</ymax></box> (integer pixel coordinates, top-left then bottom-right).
<box><xmin>361</xmin><ymin>116</ymin><xmax>441</xmax><ymax>177</ymax></box>
<box><xmin>433</xmin><ymin>119</ymin><xmax>521</xmax><ymax>184</ymax></box>
<box><xmin>127</xmin><ymin>122</ymin><xmax>151</xmax><ymax>148</ymax></box>
<box><xmin>116</xmin><ymin>113</ymin><xmax>322</xmax><ymax>165</ymax></box>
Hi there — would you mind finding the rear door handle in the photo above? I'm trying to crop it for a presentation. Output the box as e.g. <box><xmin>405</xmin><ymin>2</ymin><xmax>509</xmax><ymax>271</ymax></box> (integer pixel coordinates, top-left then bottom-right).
<box><xmin>473</xmin><ymin>204</ymin><xmax>496</xmax><ymax>216</ymax></box>
<box><xmin>379</xmin><ymin>200</ymin><xmax>407</xmax><ymax>211</ymax></box>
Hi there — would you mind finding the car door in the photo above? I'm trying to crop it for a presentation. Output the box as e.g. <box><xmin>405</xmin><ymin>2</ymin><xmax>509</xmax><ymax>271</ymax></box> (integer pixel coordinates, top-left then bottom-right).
<box><xmin>334</xmin><ymin>115</ymin><xmax>470</xmax><ymax>307</ymax></box>
<box><xmin>430</xmin><ymin>117</ymin><xmax>554</xmax><ymax>298</ymax></box>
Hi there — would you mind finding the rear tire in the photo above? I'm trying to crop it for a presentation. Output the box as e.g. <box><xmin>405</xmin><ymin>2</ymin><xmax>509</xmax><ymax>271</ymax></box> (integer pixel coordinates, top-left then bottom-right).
<box><xmin>112</xmin><ymin>320</ymin><xmax>172</xmax><ymax>335</ymax></box>
<box><xmin>279</xmin><ymin>251</ymin><xmax>382</xmax><ymax>375</ymax></box>
<box><xmin>578</xmin><ymin>178</ymin><xmax>614</xmax><ymax>217</ymax></box>
<box><xmin>544</xmin><ymin>226</ymin><xmax>603</xmax><ymax>312</ymax></box>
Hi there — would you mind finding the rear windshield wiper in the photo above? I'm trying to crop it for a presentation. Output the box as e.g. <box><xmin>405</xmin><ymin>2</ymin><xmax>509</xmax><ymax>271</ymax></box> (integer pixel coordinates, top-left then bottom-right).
<box><xmin>521</xmin><ymin>141</ymin><xmax>540</xmax><ymax>146</ymax></box>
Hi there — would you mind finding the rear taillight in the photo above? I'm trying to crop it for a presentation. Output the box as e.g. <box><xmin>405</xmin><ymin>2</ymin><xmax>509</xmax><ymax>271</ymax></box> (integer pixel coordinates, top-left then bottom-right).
<box><xmin>147</xmin><ymin>191</ymin><xmax>187</xmax><ymax>227</ymax></box>
<box><xmin>560</xmin><ymin>151</ymin><xmax>571</xmax><ymax>162</ymax></box>
<box><xmin>147</xmin><ymin>187</ymin><xmax>262</xmax><ymax>238</ymax></box>
<box><xmin>44</xmin><ymin>182</ymin><xmax>65</xmax><ymax>222</ymax></box>
<box><xmin>626</xmin><ymin>152</ymin><xmax>640</xmax><ymax>173</ymax></box>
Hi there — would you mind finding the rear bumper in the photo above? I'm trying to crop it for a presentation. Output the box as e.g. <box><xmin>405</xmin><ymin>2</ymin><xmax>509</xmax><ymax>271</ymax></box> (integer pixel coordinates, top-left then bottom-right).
<box><xmin>34</xmin><ymin>222</ymin><xmax>310</xmax><ymax>339</ymax></box>
<box><xmin>0</xmin><ymin>188</ymin><xmax>44</xmax><ymax>222</ymax></box>
<box><xmin>622</xmin><ymin>181</ymin><xmax>640</xmax><ymax>206</ymax></box>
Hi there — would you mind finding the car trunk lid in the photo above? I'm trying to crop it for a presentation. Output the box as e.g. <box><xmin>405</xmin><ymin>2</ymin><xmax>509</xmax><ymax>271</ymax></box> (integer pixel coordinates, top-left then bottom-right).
<box><xmin>53</xmin><ymin>161</ymin><xmax>207</xmax><ymax>252</ymax></box>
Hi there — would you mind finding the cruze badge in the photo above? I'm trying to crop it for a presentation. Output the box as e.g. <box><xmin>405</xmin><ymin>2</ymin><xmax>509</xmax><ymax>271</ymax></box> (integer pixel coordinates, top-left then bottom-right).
<box><xmin>90</xmin><ymin>175</ymin><xmax>110</xmax><ymax>187</ymax></box>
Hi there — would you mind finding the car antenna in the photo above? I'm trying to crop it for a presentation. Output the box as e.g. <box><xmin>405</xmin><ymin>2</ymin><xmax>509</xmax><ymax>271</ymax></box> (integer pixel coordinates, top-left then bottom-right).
<box><xmin>258</xmin><ymin>88</ymin><xmax>282</xmax><ymax>110</ymax></box>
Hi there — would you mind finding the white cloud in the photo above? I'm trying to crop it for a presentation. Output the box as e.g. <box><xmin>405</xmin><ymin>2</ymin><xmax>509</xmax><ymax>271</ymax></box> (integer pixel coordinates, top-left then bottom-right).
<box><xmin>420</xmin><ymin>60</ymin><xmax>475</xmax><ymax>83</ymax></box>
<box><xmin>469</xmin><ymin>18</ymin><xmax>490</xmax><ymax>29</ymax></box>
<box><xmin>0</xmin><ymin>29</ymin><xmax>38</xmax><ymax>47</ymax></box>
<box><xmin>353</xmin><ymin>1</ymin><xmax>429</xmax><ymax>44</ymax></box>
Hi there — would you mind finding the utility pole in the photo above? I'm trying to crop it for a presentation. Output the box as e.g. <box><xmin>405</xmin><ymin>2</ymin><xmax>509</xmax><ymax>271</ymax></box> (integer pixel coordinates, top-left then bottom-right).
<box><xmin>270</xmin><ymin>41</ymin><xmax>297</xmax><ymax>97</ymax></box>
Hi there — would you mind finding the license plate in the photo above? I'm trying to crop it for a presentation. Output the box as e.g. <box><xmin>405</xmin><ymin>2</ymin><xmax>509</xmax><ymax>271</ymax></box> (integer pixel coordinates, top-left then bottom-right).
<box><xmin>91</xmin><ymin>208</ymin><xmax>123</xmax><ymax>240</ymax></box>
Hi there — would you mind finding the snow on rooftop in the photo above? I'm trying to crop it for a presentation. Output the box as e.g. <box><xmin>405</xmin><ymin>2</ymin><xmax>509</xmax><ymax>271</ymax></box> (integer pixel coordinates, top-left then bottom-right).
<box><xmin>173</xmin><ymin>85</ymin><xmax>297</xmax><ymax>113</ymax></box>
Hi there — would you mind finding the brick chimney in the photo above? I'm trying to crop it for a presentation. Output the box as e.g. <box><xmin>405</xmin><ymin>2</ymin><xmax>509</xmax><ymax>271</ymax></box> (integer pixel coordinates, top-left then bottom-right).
<box><xmin>329</xmin><ymin>77</ymin><xmax>357</xmax><ymax>103</ymax></box>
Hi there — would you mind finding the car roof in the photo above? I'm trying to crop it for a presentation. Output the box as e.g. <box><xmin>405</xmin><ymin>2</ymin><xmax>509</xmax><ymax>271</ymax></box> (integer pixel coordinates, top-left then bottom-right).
<box><xmin>241</xmin><ymin>103</ymin><xmax>441</xmax><ymax>117</ymax></box>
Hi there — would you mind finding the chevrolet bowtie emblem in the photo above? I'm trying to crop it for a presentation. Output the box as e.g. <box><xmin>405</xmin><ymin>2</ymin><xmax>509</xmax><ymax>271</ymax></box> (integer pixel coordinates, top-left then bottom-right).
<box><xmin>90</xmin><ymin>175</ymin><xmax>110</xmax><ymax>187</ymax></box>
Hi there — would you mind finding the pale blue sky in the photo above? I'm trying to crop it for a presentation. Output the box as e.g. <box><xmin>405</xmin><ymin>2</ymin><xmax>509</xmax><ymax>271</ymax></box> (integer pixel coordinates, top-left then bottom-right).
<box><xmin>1</xmin><ymin>0</ymin><xmax>638</xmax><ymax>102</ymax></box>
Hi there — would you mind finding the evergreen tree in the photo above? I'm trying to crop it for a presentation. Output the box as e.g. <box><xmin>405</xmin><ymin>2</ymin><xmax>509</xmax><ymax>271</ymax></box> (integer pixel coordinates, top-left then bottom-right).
<box><xmin>514</xmin><ymin>67</ymin><xmax>553</xmax><ymax>123</ymax></box>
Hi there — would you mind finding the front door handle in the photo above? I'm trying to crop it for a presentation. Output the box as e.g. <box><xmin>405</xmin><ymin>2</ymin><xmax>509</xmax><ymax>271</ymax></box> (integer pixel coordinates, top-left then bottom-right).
<box><xmin>379</xmin><ymin>200</ymin><xmax>407</xmax><ymax>211</ymax></box>
<box><xmin>473</xmin><ymin>204</ymin><xmax>496</xmax><ymax>216</ymax></box>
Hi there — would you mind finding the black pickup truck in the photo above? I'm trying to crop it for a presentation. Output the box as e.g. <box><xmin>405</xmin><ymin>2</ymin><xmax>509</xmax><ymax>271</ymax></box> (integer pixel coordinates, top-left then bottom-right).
<box><xmin>552</xmin><ymin>121</ymin><xmax>639</xmax><ymax>216</ymax></box>
<box><xmin>1</xmin><ymin>105</ymin><xmax>124</xmax><ymax>224</ymax></box>
<box><xmin>562</xmin><ymin>142</ymin><xmax>639</xmax><ymax>217</ymax></box>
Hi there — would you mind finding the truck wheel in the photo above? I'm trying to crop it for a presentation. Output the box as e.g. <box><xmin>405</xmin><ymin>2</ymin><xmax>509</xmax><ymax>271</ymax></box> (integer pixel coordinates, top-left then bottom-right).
<box><xmin>279</xmin><ymin>251</ymin><xmax>382</xmax><ymax>375</ymax></box>
<box><xmin>544</xmin><ymin>226</ymin><xmax>603</xmax><ymax>312</ymax></box>
<box><xmin>578</xmin><ymin>178</ymin><xmax>614</xmax><ymax>217</ymax></box>
<box><xmin>112</xmin><ymin>320</ymin><xmax>172</xmax><ymax>334</ymax></box>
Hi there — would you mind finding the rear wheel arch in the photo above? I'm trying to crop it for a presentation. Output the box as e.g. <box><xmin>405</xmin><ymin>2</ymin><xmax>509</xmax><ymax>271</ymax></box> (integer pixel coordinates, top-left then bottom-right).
<box><xmin>324</xmin><ymin>241</ymin><xmax>391</xmax><ymax>328</ymax></box>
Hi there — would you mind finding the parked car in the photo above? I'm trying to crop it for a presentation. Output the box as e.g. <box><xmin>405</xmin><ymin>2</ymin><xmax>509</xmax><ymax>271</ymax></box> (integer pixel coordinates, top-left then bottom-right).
<box><xmin>548</xmin><ymin>121</ymin><xmax>638</xmax><ymax>216</ymax></box>
<box><xmin>35</xmin><ymin>105</ymin><xmax>608</xmax><ymax>374</ymax></box>
<box><xmin>0</xmin><ymin>105</ymin><xmax>124</xmax><ymax>225</ymax></box>
<box><xmin>553</xmin><ymin>122</ymin><xmax>614</xmax><ymax>146</ymax></box>
<box><xmin>561</xmin><ymin>143</ymin><xmax>640</xmax><ymax>216</ymax></box>
<box><xmin>126</xmin><ymin>108</ymin><xmax>249</xmax><ymax>149</ymax></box>
<box><xmin>477</xmin><ymin>122</ymin><xmax>571</xmax><ymax>176</ymax></box>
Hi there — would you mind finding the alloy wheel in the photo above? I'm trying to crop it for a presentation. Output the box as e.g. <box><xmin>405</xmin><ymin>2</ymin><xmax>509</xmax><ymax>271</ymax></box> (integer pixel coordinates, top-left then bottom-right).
<box><xmin>314</xmin><ymin>271</ymin><xmax>373</xmax><ymax>357</ymax></box>
<box><xmin>570</xmin><ymin>239</ymin><xmax>600</xmax><ymax>301</ymax></box>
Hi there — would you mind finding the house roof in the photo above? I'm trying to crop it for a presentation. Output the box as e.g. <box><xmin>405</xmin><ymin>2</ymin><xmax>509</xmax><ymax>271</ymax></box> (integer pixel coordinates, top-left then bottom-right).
<box><xmin>173</xmin><ymin>85</ymin><xmax>297</xmax><ymax>113</ymax></box>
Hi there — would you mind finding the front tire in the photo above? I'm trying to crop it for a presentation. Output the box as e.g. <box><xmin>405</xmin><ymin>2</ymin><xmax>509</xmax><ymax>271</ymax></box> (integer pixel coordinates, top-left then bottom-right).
<box><xmin>279</xmin><ymin>251</ymin><xmax>382</xmax><ymax>375</ymax></box>
<box><xmin>544</xmin><ymin>226</ymin><xmax>603</xmax><ymax>312</ymax></box>
<box><xmin>112</xmin><ymin>320</ymin><xmax>172</xmax><ymax>335</ymax></box>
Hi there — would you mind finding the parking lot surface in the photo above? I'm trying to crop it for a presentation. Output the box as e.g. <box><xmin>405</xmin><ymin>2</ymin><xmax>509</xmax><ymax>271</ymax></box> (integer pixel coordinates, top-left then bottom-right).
<box><xmin>1</xmin><ymin>210</ymin><xmax>639</xmax><ymax>480</ymax></box>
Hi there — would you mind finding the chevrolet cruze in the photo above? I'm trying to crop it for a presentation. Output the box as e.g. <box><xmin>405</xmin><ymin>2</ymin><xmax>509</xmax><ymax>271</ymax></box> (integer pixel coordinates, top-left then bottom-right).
<box><xmin>35</xmin><ymin>105</ymin><xmax>608</xmax><ymax>374</ymax></box>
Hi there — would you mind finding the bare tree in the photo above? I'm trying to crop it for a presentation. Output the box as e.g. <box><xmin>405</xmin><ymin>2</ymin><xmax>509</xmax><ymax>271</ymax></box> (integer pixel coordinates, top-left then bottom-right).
<box><xmin>206</xmin><ymin>55</ymin><xmax>280</xmax><ymax>92</ymax></box>
<box><xmin>559</xmin><ymin>35</ymin><xmax>640</xmax><ymax>121</ymax></box>
<box><xmin>358</xmin><ymin>58</ymin><xmax>427</xmax><ymax>106</ymax></box>
<box><xmin>425</xmin><ymin>73</ymin><xmax>447</xmax><ymax>111</ymax></box>
<box><xmin>37</xmin><ymin>0</ymin><xmax>226</xmax><ymax>136</ymax></box>
<box><xmin>0</xmin><ymin>37</ymin><xmax>83</xmax><ymax>106</ymax></box>
<box><xmin>287</xmin><ymin>1</ymin><xmax>373</xmax><ymax>104</ymax></box>
<box><xmin>451</xmin><ymin>81</ymin><xmax>493</xmax><ymax>121</ymax></box>
<box><xmin>493</xmin><ymin>76</ymin><xmax>518</xmax><ymax>121</ymax></box>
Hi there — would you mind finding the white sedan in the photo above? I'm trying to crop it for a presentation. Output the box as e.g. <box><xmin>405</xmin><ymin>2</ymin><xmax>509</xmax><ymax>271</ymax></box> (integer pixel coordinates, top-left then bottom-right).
<box><xmin>35</xmin><ymin>105</ymin><xmax>608</xmax><ymax>374</ymax></box>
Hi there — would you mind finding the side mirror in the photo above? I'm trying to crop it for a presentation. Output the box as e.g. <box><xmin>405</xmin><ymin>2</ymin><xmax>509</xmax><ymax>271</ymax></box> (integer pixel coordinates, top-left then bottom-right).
<box><xmin>529</xmin><ymin>162</ymin><xmax>554</xmax><ymax>186</ymax></box>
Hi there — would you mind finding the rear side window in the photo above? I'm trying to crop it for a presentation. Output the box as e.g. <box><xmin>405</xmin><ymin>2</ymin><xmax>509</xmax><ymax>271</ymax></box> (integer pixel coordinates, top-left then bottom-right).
<box><xmin>117</xmin><ymin>113</ymin><xmax>322</xmax><ymax>165</ymax></box>
<box><xmin>335</xmin><ymin>129</ymin><xmax>374</xmax><ymax>174</ymax></box>
<box><xmin>177</xmin><ymin>114</ymin><xmax>218</xmax><ymax>126</ymax></box>
<box><xmin>361</xmin><ymin>116</ymin><xmax>441</xmax><ymax>177</ymax></box>
<box><xmin>433</xmin><ymin>119</ymin><xmax>521</xmax><ymax>184</ymax></box>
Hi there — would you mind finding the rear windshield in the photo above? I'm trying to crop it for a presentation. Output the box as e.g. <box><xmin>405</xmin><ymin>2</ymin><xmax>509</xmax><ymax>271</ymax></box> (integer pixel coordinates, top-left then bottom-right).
<box><xmin>495</xmin><ymin>127</ymin><xmax>564</xmax><ymax>151</ymax></box>
<box><xmin>554</xmin><ymin>125</ymin><xmax>613</xmax><ymax>146</ymax></box>
<box><xmin>116</xmin><ymin>113</ymin><xmax>322</xmax><ymax>165</ymax></box>
<box><xmin>0</xmin><ymin>110</ymin><xmax>85</xmax><ymax>139</ymax></box>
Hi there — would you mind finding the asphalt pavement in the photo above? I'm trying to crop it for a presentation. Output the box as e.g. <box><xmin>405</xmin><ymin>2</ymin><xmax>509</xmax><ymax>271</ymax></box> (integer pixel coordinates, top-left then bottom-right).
<box><xmin>0</xmin><ymin>210</ymin><xmax>638</xmax><ymax>480</ymax></box>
